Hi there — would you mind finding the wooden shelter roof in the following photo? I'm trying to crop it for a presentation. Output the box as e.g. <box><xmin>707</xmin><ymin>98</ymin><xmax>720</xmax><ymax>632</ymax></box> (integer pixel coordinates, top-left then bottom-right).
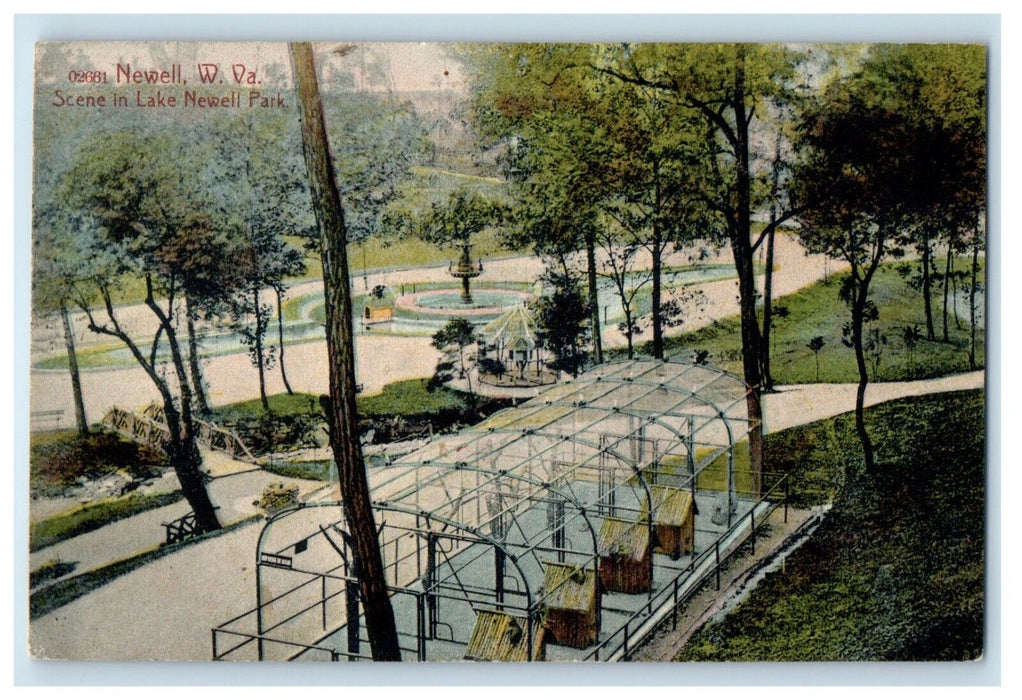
<box><xmin>642</xmin><ymin>485</ymin><xmax>695</xmax><ymax>527</ymax></box>
<box><xmin>598</xmin><ymin>517</ymin><xmax>650</xmax><ymax>560</ymax></box>
<box><xmin>464</xmin><ymin>610</ymin><xmax>541</xmax><ymax>662</ymax></box>
<box><xmin>542</xmin><ymin>562</ymin><xmax>597</xmax><ymax>612</ymax></box>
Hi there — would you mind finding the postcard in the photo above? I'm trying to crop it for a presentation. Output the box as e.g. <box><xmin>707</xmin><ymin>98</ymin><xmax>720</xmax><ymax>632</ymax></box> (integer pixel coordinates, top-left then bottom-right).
<box><xmin>28</xmin><ymin>40</ymin><xmax>986</xmax><ymax>663</ymax></box>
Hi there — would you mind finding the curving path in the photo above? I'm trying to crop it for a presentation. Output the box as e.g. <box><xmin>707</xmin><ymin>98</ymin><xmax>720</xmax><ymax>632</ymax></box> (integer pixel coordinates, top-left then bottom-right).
<box><xmin>30</xmin><ymin>235</ymin><xmax>839</xmax><ymax>428</ymax></box>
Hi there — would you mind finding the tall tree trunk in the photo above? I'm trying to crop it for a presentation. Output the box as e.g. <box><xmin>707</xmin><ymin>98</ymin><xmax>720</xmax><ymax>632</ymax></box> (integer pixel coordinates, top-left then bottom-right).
<box><xmin>760</xmin><ymin>129</ymin><xmax>782</xmax><ymax>390</ymax></box>
<box><xmin>730</xmin><ymin>48</ymin><xmax>765</xmax><ymax>496</ymax></box>
<box><xmin>585</xmin><ymin>229</ymin><xmax>603</xmax><ymax>365</ymax></box>
<box><xmin>60</xmin><ymin>299</ymin><xmax>88</xmax><ymax>437</ymax></box>
<box><xmin>951</xmin><ymin>254</ymin><xmax>962</xmax><ymax>329</ymax></box>
<box><xmin>847</xmin><ymin>224</ymin><xmax>884</xmax><ymax>475</ymax></box>
<box><xmin>921</xmin><ymin>231</ymin><xmax>935</xmax><ymax>341</ymax></box>
<box><xmin>761</xmin><ymin>224</ymin><xmax>776</xmax><ymax>390</ymax></box>
<box><xmin>850</xmin><ymin>283</ymin><xmax>875</xmax><ymax>473</ymax></box>
<box><xmin>290</xmin><ymin>41</ymin><xmax>401</xmax><ymax>662</ymax></box>
<box><xmin>185</xmin><ymin>295</ymin><xmax>211</xmax><ymax>416</ymax></box>
<box><xmin>969</xmin><ymin>225</ymin><xmax>980</xmax><ymax>370</ymax></box>
<box><xmin>158</xmin><ymin>299</ymin><xmax>221</xmax><ymax>533</ymax></box>
<box><xmin>84</xmin><ymin>282</ymin><xmax>220</xmax><ymax>532</ymax></box>
<box><xmin>650</xmin><ymin>169</ymin><xmax>665</xmax><ymax>360</ymax></box>
<box><xmin>942</xmin><ymin>247</ymin><xmax>952</xmax><ymax>343</ymax></box>
<box><xmin>275</xmin><ymin>286</ymin><xmax>294</xmax><ymax>395</ymax></box>
<box><xmin>624</xmin><ymin>304</ymin><xmax>635</xmax><ymax>359</ymax></box>
<box><xmin>253</xmin><ymin>287</ymin><xmax>269</xmax><ymax>411</ymax></box>
<box><xmin>162</xmin><ymin>396</ymin><xmax>221</xmax><ymax>534</ymax></box>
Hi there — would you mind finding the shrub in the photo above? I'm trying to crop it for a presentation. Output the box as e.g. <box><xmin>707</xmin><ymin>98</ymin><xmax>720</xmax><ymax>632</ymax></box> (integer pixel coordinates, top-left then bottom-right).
<box><xmin>30</xmin><ymin>430</ymin><xmax>167</xmax><ymax>497</ymax></box>
<box><xmin>259</xmin><ymin>482</ymin><xmax>300</xmax><ymax>513</ymax></box>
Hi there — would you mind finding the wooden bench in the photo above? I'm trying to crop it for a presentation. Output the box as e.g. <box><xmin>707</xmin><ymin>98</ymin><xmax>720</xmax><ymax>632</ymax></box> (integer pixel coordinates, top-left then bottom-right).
<box><xmin>30</xmin><ymin>409</ymin><xmax>64</xmax><ymax>428</ymax></box>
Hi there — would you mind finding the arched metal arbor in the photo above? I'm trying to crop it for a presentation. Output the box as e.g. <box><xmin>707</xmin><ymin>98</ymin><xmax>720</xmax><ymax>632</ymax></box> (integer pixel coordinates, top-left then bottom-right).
<box><xmin>222</xmin><ymin>359</ymin><xmax>762</xmax><ymax>662</ymax></box>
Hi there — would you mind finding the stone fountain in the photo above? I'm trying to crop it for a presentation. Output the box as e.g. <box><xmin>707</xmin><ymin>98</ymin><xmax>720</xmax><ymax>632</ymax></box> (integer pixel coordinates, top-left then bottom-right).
<box><xmin>448</xmin><ymin>241</ymin><xmax>484</xmax><ymax>304</ymax></box>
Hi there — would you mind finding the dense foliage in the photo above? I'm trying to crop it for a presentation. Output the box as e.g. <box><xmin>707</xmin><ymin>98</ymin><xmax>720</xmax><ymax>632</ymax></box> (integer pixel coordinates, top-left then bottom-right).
<box><xmin>679</xmin><ymin>390</ymin><xmax>985</xmax><ymax>661</ymax></box>
<box><xmin>30</xmin><ymin>430</ymin><xmax>167</xmax><ymax>497</ymax></box>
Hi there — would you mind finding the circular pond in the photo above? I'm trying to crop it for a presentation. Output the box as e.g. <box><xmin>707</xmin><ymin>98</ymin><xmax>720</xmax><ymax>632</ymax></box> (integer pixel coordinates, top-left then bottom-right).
<box><xmin>395</xmin><ymin>288</ymin><xmax>533</xmax><ymax>317</ymax></box>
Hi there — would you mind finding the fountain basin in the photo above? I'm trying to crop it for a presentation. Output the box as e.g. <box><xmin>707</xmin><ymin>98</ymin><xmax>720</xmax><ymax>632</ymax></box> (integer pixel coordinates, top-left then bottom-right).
<box><xmin>395</xmin><ymin>289</ymin><xmax>533</xmax><ymax>317</ymax></box>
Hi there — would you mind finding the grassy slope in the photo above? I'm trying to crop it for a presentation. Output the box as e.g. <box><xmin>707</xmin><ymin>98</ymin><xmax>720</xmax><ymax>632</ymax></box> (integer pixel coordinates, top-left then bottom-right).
<box><xmin>661</xmin><ymin>258</ymin><xmax>985</xmax><ymax>383</ymax></box>
<box><xmin>677</xmin><ymin>390</ymin><xmax>985</xmax><ymax>661</ymax></box>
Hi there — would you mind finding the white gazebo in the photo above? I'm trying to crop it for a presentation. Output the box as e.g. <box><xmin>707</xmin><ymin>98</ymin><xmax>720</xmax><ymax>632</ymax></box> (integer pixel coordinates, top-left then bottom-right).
<box><xmin>482</xmin><ymin>304</ymin><xmax>541</xmax><ymax>378</ymax></box>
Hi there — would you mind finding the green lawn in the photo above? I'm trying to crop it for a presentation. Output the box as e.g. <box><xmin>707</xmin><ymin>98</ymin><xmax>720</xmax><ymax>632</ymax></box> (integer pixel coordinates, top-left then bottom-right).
<box><xmin>358</xmin><ymin>378</ymin><xmax>475</xmax><ymax>417</ymax></box>
<box><xmin>677</xmin><ymin>389</ymin><xmax>985</xmax><ymax>661</ymax></box>
<box><xmin>30</xmin><ymin>491</ymin><xmax>184</xmax><ymax>552</ymax></box>
<box><xmin>211</xmin><ymin>379</ymin><xmax>476</xmax><ymax>422</ymax></box>
<box><xmin>661</xmin><ymin>258</ymin><xmax>985</xmax><ymax>383</ymax></box>
<box><xmin>210</xmin><ymin>392</ymin><xmax>323</xmax><ymax>422</ymax></box>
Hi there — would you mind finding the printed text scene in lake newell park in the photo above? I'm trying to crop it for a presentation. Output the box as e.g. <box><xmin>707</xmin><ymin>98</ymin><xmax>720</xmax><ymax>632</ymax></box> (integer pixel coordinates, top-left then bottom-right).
<box><xmin>29</xmin><ymin>41</ymin><xmax>987</xmax><ymax>663</ymax></box>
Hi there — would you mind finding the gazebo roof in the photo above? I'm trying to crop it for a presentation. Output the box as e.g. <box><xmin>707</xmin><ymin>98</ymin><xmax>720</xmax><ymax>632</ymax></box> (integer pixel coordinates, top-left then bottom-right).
<box><xmin>482</xmin><ymin>304</ymin><xmax>539</xmax><ymax>351</ymax></box>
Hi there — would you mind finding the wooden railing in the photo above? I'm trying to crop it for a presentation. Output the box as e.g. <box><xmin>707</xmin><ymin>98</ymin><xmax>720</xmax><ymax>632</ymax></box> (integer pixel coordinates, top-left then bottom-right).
<box><xmin>103</xmin><ymin>407</ymin><xmax>172</xmax><ymax>453</ymax></box>
<box><xmin>163</xmin><ymin>511</ymin><xmax>200</xmax><ymax>544</ymax></box>
<box><xmin>105</xmin><ymin>404</ymin><xmax>256</xmax><ymax>464</ymax></box>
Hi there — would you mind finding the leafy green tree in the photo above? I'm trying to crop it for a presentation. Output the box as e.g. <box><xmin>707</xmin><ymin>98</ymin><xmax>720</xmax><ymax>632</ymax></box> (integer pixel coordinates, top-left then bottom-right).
<box><xmin>534</xmin><ymin>269</ymin><xmax>591</xmax><ymax>378</ymax></box>
<box><xmin>794</xmin><ymin>62</ymin><xmax>922</xmax><ymax>473</ymax></box>
<box><xmin>796</xmin><ymin>44</ymin><xmax>985</xmax><ymax>471</ymax></box>
<box><xmin>323</xmin><ymin>91</ymin><xmax>428</xmax><ymax>248</ymax></box>
<box><xmin>807</xmin><ymin>336</ymin><xmax>826</xmax><ymax>382</ymax></box>
<box><xmin>197</xmin><ymin>112</ymin><xmax>310</xmax><ymax>409</ymax></box>
<box><xmin>432</xmin><ymin>318</ymin><xmax>479</xmax><ymax>390</ymax></box>
<box><xmin>596</xmin><ymin>231</ymin><xmax>650</xmax><ymax>359</ymax></box>
<box><xmin>60</xmin><ymin>130</ymin><xmax>221</xmax><ymax>532</ymax></box>
<box><xmin>416</xmin><ymin>188</ymin><xmax>506</xmax><ymax>302</ymax></box>
<box><xmin>593</xmin><ymin>43</ymin><xmax>806</xmax><ymax>491</ymax></box>
<box><xmin>859</xmin><ymin>45</ymin><xmax>986</xmax><ymax>345</ymax></box>
<box><xmin>467</xmin><ymin>44</ymin><xmax>613</xmax><ymax>364</ymax></box>
<box><xmin>470</xmin><ymin>43</ymin><xmax>716</xmax><ymax>362</ymax></box>
<box><xmin>598</xmin><ymin>77</ymin><xmax>716</xmax><ymax>360</ymax></box>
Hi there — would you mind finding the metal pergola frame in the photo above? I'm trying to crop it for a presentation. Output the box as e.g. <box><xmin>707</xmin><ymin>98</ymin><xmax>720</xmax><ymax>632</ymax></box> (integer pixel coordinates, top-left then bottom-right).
<box><xmin>226</xmin><ymin>359</ymin><xmax>761</xmax><ymax>662</ymax></box>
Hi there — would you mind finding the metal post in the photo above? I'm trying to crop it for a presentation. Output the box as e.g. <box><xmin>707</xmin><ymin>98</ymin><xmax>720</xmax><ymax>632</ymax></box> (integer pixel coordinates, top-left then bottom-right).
<box><xmin>672</xmin><ymin>578</ymin><xmax>678</xmax><ymax>630</ymax></box>
<box><xmin>784</xmin><ymin>476</ymin><xmax>789</xmax><ymax>524</ymax></box>
<box><xmin>727</xmin><ymin>446</ymin><xmax>735</xmax><ymax>529</ymax></box>
<box><xmin>255</xmin><ymin>557</ymin><xmax>264</xmax><ymax>661</ymax></box>
<box><xmin>416</xmin><ymin>592</ymin><xmax>427</xmax><ymax>661</ymax></box>
<box><xmin>549</xmin><ymin>498</ymin><xmax>566</xmax><ymax>563</ymax></box>
<box><xmin>426</xmin><ymin>532</ymin><xmax>438</xmax><ymax>639</ymax></box>
<box><xmin>623</xmin><ymin>621</ymin><xmax>629</xmax><ymax>659</ymax></box>
<box><xmin>687</xmin><ymin>418</ymin><xmax>695</xmax><ymax>498</ymax></box>
<box><xmin>715</xmin><ymin>540</ymin><xmax>721</xmax><ymax>590</ymax></box>
<box><xmin>526</xmin><ymin>607</ymin><xmax>534</xmax><ymax>662</ymax></box>
<box><xmin>346</xmin><ymin>570</ymin><xmax>360</xmax><ymax>658</ymax></box>
<box><xmin>495</xmin><ymin>545</ymin><xmax>506</xmax><ymax>610</ymax></box>
<box><xmin>750</xmin><ymin>510</ymin><xmax>756</xmax><ymax>556</ymax></box>
<box><xmin>211</xmin><ymin>629</ymin><xmax>218</xmax><ymax>660</ymax></box>
<box><xmin>321</xmin><ymin>575</ymin><xmax>328</xmax><ymax>630</ymax></box>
